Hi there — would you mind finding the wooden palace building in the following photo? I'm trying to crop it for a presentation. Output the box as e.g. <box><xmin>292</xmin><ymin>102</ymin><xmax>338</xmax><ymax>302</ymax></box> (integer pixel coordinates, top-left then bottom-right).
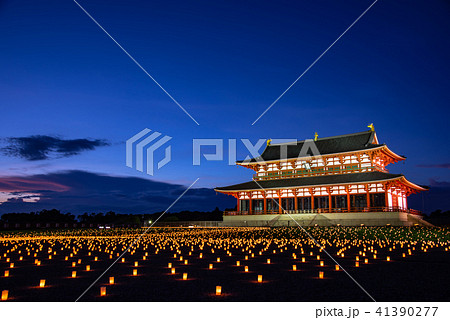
<box><xmin>215</xmin><ymin>126</ymin><xmax>429</xmax><ymax>226</ymax></box>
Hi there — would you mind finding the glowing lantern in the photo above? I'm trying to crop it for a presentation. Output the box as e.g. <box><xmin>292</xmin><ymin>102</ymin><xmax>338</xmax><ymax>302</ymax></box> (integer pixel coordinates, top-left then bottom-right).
<box><xmin>355</xmin><ymin>261</ymin><xmax>359</xmax><ymax>267</ymax></box>
<box><xmin>217</xmin><ymin>257</ymin><xmax>220</xmax><ymax>262</ymax></box>
<box><xmin>95</xmin><ymin>257</ymin><xmax>98</xmax><ymax>261</ymax></box>
<box><xmin>100</xmin><ymin>286</ymin><xmax>106</xmax><ymax>296</ymax></box>
<box><xmin>301</xmin><ymin>257</ymin><xmax>305</xmax><ymax>263</ymax></box>
<box><xmin>335</xmin><ymin>265</ymin><xmax>339</xmax><ymax>271</ymax></box>
<box><xmin>72</xmin><ymin>262</ymin><xmax>76</xmax><ymax>267</ymax></box>
<box><xmin>9</xmin><ymin>263</ymin><xmax>14</xmax><ymax>268</ymax></box>
<box><xmin>199</xmin><ymin>253</ymin><xmax>203</xmax><ymax>259</ymax></box>
<box><xmin>134</xmin><ymin>261</ymin><xmax>138</xmax><ymax>267</ymax></box>
<box><xmin>236</xmin><ymin>261</ymin><xmax>240</xmax><ymax>266</ymax></box>
<box><xmin>184</xmin><ymin>260</ymin><xmax>188</xmax><ymax>265</ymax></box>
<box><xmin>183</xmin><ymin>273</ymin><xmax>188</xmax><ymax>280</ymax></box>
<box><xmin>387</xmin><ymin>256</ymin><xmax>390</xmax><ymax>261</ymax></box>
<box><xmin>36</xmin><ymin>261</ymin><xmax>41</xmax><ymax>266</ymax></box>
<box><xmin>364</xmin><ymin>259</ymin><xmax>368</xmax><ymax>264</ymax></box>
<box><xmin>258</xmin><ymin>275</ymin><xmax>263</xmax><ymax>283</ymax></box>
<box><xmin>121</xmin><ymin>258</ymin><xmax>125</xmax><ymax>263</ymax></box>
<box><xmin>319</xmin><ymin>261</ymin><xmax>324</xmax><ymax>267</ymax></box>
<box><xmin>316</xmin><ymin>255</ymin><xmax>320</xmax><ymax>260</ymax></box>
<box><xmin>319</xmin><ymin>271</ymin><xmax>324</xmax><ymax>279</ymax></box>
<box><xmin>266</xmin><ymin>259</ymin><xmax>271</xmax><ymax>264</ymax></box>
<box><xmin>4</xmin><ymin>270</ymin><xmax>9</xmax><ymax>277</ymax></box>
<box><xmin>109</xmin><ymin>277</ymin><xmax>114</xmax><ymax>284</ymax></box>
<box><xmin>216</xmin><ymin>286</ymin><xmax>222</xmax><ymax>296</ymax></box>
<box><xmin>245</xmin><ymin>256</ymin><xmax>248</xmax><ymax>260</ymax></box>
<box><xmin>78</xmin><ymin>259</ymin><xmax>82</xmax><ymax>264</ymax></box>
<box><xmin>86</xmin><ymin>265</ymin><xmax>91</xmax><ymax>271</ymax></box>
<box><xmin>171</xmin><ymin>268</ymin><xmax>175</xmax><ymax>274</ymax></box>
<box><xmin>168</xmin><ymin>263</ymin><xmax>172</xmax><ymax>268</ymax></box>
<box><xmin>72</xmin><ymin>271</ymin><xmax>77</xmax><ymax>278</ymax></box>
<box><xmin>1</xmin><ymin>290</ymin><xmax>8</xmax><ymax>301</ymax></box>
<box><xmin>244</xmin><ymin>266</ymin><xmax>249</xmax><ymax>272</ymax></box>
<box><xmin>132</xmin><ymin>269</ymin><xmax>138</xmax><ymax>276</ymax></box>
<box><xmin>292</xmin><ymin>265</ymin><xmax>297</xmax><ymax>271</ymax></box>
<box><xmin>39</xmin><ymin>279</ymin><xmax>46</xmax><ymax>288</ymax></box>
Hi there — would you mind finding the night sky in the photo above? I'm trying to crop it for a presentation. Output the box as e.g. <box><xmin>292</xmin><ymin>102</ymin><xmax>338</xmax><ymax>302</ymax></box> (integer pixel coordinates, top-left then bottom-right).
<box><xmin>1</xmin><ymin>0</ymin><xmax>449</xmax><ymax>214</ymax></box>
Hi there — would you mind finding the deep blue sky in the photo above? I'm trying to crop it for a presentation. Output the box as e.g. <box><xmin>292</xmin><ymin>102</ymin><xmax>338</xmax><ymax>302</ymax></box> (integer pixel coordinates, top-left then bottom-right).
<box><xmin>0</xmin><ymin>0</ymin><xmax>449</xmax><ymax>213</ymax></box>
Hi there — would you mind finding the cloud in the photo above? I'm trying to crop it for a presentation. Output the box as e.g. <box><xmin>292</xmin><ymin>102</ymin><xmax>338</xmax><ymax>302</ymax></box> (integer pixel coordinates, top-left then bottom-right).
<box><xmin>1</xmin><ymin>135</ymin><xmax>110</xmax><ymax>161</ymax></box>
<box><xmin>416</xmin><ymin>163</ymin><xmax>450</xmax><ymax>169</ymax></box>
<box><xmin>0</xmin><ymin>170</ymin><xmax>234</xmax><ymax>214</ymax></box>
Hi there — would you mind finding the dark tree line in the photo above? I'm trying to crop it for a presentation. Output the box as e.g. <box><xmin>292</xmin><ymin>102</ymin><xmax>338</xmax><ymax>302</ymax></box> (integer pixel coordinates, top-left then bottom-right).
<box><xmin>424</xmin><ymin>210</ymin><xmax>450</xmax><ymax>226</ymax></box>
<box><xmin>0</xmin><ymin>207</ymin><xmax>227</xmax><ymax>227</ymax></box>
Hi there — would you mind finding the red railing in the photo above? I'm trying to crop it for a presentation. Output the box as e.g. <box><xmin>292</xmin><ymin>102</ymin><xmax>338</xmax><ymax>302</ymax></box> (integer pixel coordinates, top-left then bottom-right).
<box><xmin>224</xmin><ymin>206</ymin><xmax>422</xmax><ymax>216</ymax></box>
<box><xmin>253</xmin><ymin>166</ymin><xmax>388</xmax><ymax>180</ymax></box>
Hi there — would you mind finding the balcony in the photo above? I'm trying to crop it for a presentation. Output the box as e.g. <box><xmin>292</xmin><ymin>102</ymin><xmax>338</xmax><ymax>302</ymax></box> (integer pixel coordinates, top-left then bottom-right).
<box><xmin>253</xmin><ymin>165</ymin><xmax>388</xmax><ymax>180</ymax></box>
<box><xmin>224</xmin><ymin>206</ymin><xmax>422</xmax><ymax>216</ymax></box>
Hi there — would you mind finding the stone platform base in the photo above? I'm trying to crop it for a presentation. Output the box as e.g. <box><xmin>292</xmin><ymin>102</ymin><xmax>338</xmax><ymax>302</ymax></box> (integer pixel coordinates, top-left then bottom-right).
<box><xmin>221</xmin><ymin>212</ymin><xmax>431</xmax><ymax>227</ymax></box>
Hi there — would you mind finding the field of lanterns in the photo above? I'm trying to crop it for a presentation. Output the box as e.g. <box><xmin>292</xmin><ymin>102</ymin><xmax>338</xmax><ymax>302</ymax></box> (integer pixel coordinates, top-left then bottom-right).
<box><xmin>0</xmin><ymin>226</ymin><xmax>449</xmax><ymax>301</ymax></box>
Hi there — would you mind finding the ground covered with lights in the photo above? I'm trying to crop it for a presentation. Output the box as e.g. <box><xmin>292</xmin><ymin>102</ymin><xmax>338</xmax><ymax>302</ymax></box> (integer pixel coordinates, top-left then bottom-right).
<box><xmin>0</xmin><ymin>227</ymin><xmax>449</xmax><ymax>302</ymax></box>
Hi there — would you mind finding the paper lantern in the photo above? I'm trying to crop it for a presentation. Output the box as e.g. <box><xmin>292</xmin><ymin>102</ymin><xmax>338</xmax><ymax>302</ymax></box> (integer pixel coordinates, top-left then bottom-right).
<box><xmin>319</xmin><ymin>261</ymin><xmax>324</xmax><ymax>267</ymax></box>
<box><xmin>183</xmin><ymin>273</ymin><xmax>188</xmax><ymax>280</ymax></box>
<box><xmin>72</xmin><ymin>271</ymin><xmax>77</xmax><ymax>278</ymax></box>
<box><xmin>335</xmin><ymin>265</ymin><xmax>339</xmax><ymax>271</ymax></box>
<box><xmin>301</xmin><ymin>257</ymin><xmax>305</xmax><ymax>263</ymax></box>
<box><xmin>355</xmin><ymin>261</ymin><xmax>359</xmax><ymax>267</ymax></box>
<box><xmin>72</xmin><ymin>262</ymin><xmax>76</xmax><ymax>267</ymax></box>
<box><xmin>244</xmin><ymin>266</ymin><xmax>248</xmax><ymax>272</ymax></box>
<box><xmin>109</xmin><ymin>277</ymin><xmax>114</xmax><ymax>284</ymax></box>
<box><xmin>266</xmin><ymin>258</ymin><xmax>271</xmax><ymax>264</ymax></box>
<box><xmin>9</xmin><ymin>263</ymin><xmax>14</xmax><ymax>268</ymax></box>
<box><xmin>95</xmin><ymin>257</ymin><xmax>98</xmax><ymax>261</ymax></box>
<box><xmin>168</xmin><ymin>263</ymin><xmax>172</xmax><ymax>268</ymax></box>
<box><xmin>199</xmin><ymin>253</ymin><xmax>203</xmax><ymax>259</ymax></box>
<box><xmin>217</xmin><ymin>257</ymin><xmax>220</xmax><ymax>262</ymax></box>
<box><xmin>257</xmin><ymin>275</ymin><xmax>262</xmax><ymax>283</ymax></box>
<box><xmin>39</xmin><ymin>279</ymin><xmax>46</xmax><ymax>288</ymax></box>
<box><xmin>236</xmin><ymin>261</ymin><xmax>240</xmax><ymax>266</ymax></box>
<box><xmin>134</xmin><ymin>261</ymin><xmax>138</xmax><ymax>267</ymax></box>
<box><xmin>171</xmin><ymin>267</ymin><xmax>175</xmax><ymax>274</ymax></box>
<box><xmin>132</xmin><ymin>269</ymin><xmax>137</xmax><ymax>276</ymax></box>
<box><xmin>4</xmin><ymin>270</ymin><xmax>9</xmax><ymax>277</ymax></box>
<box><xmin>121</xmin><ymin>258</ymin><xmax>125</xmax><ymax>263</ymax></box>
<box><xmin>386</xmin><ymin>256</ymin><xmax>390</xmax><ymax>261</ymax></box>
<box><xmin>86</xmin><ymin>265</ymin><xmax>91</xmax><ymax>271</ymax></box>
<box><xmin>319</xmin><ymin>271</ymin><xmax>324</xmax><ymax>279</ymax></box>
<box><xmin>100</xmin><ymin>286</ymin><xmax>106</xmax><ymax>296</ymax></box>
<box><xmin>216</xmin><ymin>286</ymin><xmax>222</xmax><ymax>296</ymax></box>
<box><xmin>364</xmin><ymin>259</ymin><xmax>368</xmax><ymax>264</ymax></box>
<box><xmin>1</xmin><ymin>290</ymin><xmax>8</xmax><ymax>301</ymax></box>
<box><xmin>292</xmin><ymin>265</ymin><xmax>297</xmax><ymax>271</ymax></box>
<box><xmin>36</xmin><ymin>261</ymin><xmax>41</xmax><ymax>266</ymax></box>
<box><xmin>209</xmin><ymin>264</ymin><xmax>213</xmax><ymax>269</ymax></box>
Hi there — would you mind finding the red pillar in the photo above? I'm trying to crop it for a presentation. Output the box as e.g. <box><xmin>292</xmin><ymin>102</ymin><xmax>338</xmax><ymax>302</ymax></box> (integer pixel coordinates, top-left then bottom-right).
<box><xmin>237</xmin><ymin>196</ymin><xmax>240</xmax><ymax>213</ymax></box>
<box><xmin>294</xmin><ymin>190</ymin><xmax>298</xmax><ymax>213</ymax></box>
<box><xmin>346</xmin><ymin>187</ymin><xmax>351</xmax><ymax>212</ymax></box>
<box><xmin>327</xmin><ymin>187</ymin><xmax>332</xmax><ymax>213</ymax></box>
<box><xmin>278</xmin><ymin>192</ymin><xmax>282</xmax><ymax>214</ymax></box>
<box><xmin>366</xmin><ymin>189</ymin><xmax>370</xmax><ymax>210</ymax></box>
<box><xmin>263</xmin><ymin>194</ymin><xmax>267</xmax><ymax>213</ymax></box>
<box><xmin>248</xmin><ymin>192</ymin><xmax>252</xmax><ymax>214</ymax></box>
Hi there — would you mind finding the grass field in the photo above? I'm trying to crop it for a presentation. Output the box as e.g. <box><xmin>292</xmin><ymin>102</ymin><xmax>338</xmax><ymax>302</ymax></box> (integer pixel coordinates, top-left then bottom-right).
<box><xmin>1</xmin><ymin>226</ymin><xmax>449</xmax><ymax>301</ymax></box>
